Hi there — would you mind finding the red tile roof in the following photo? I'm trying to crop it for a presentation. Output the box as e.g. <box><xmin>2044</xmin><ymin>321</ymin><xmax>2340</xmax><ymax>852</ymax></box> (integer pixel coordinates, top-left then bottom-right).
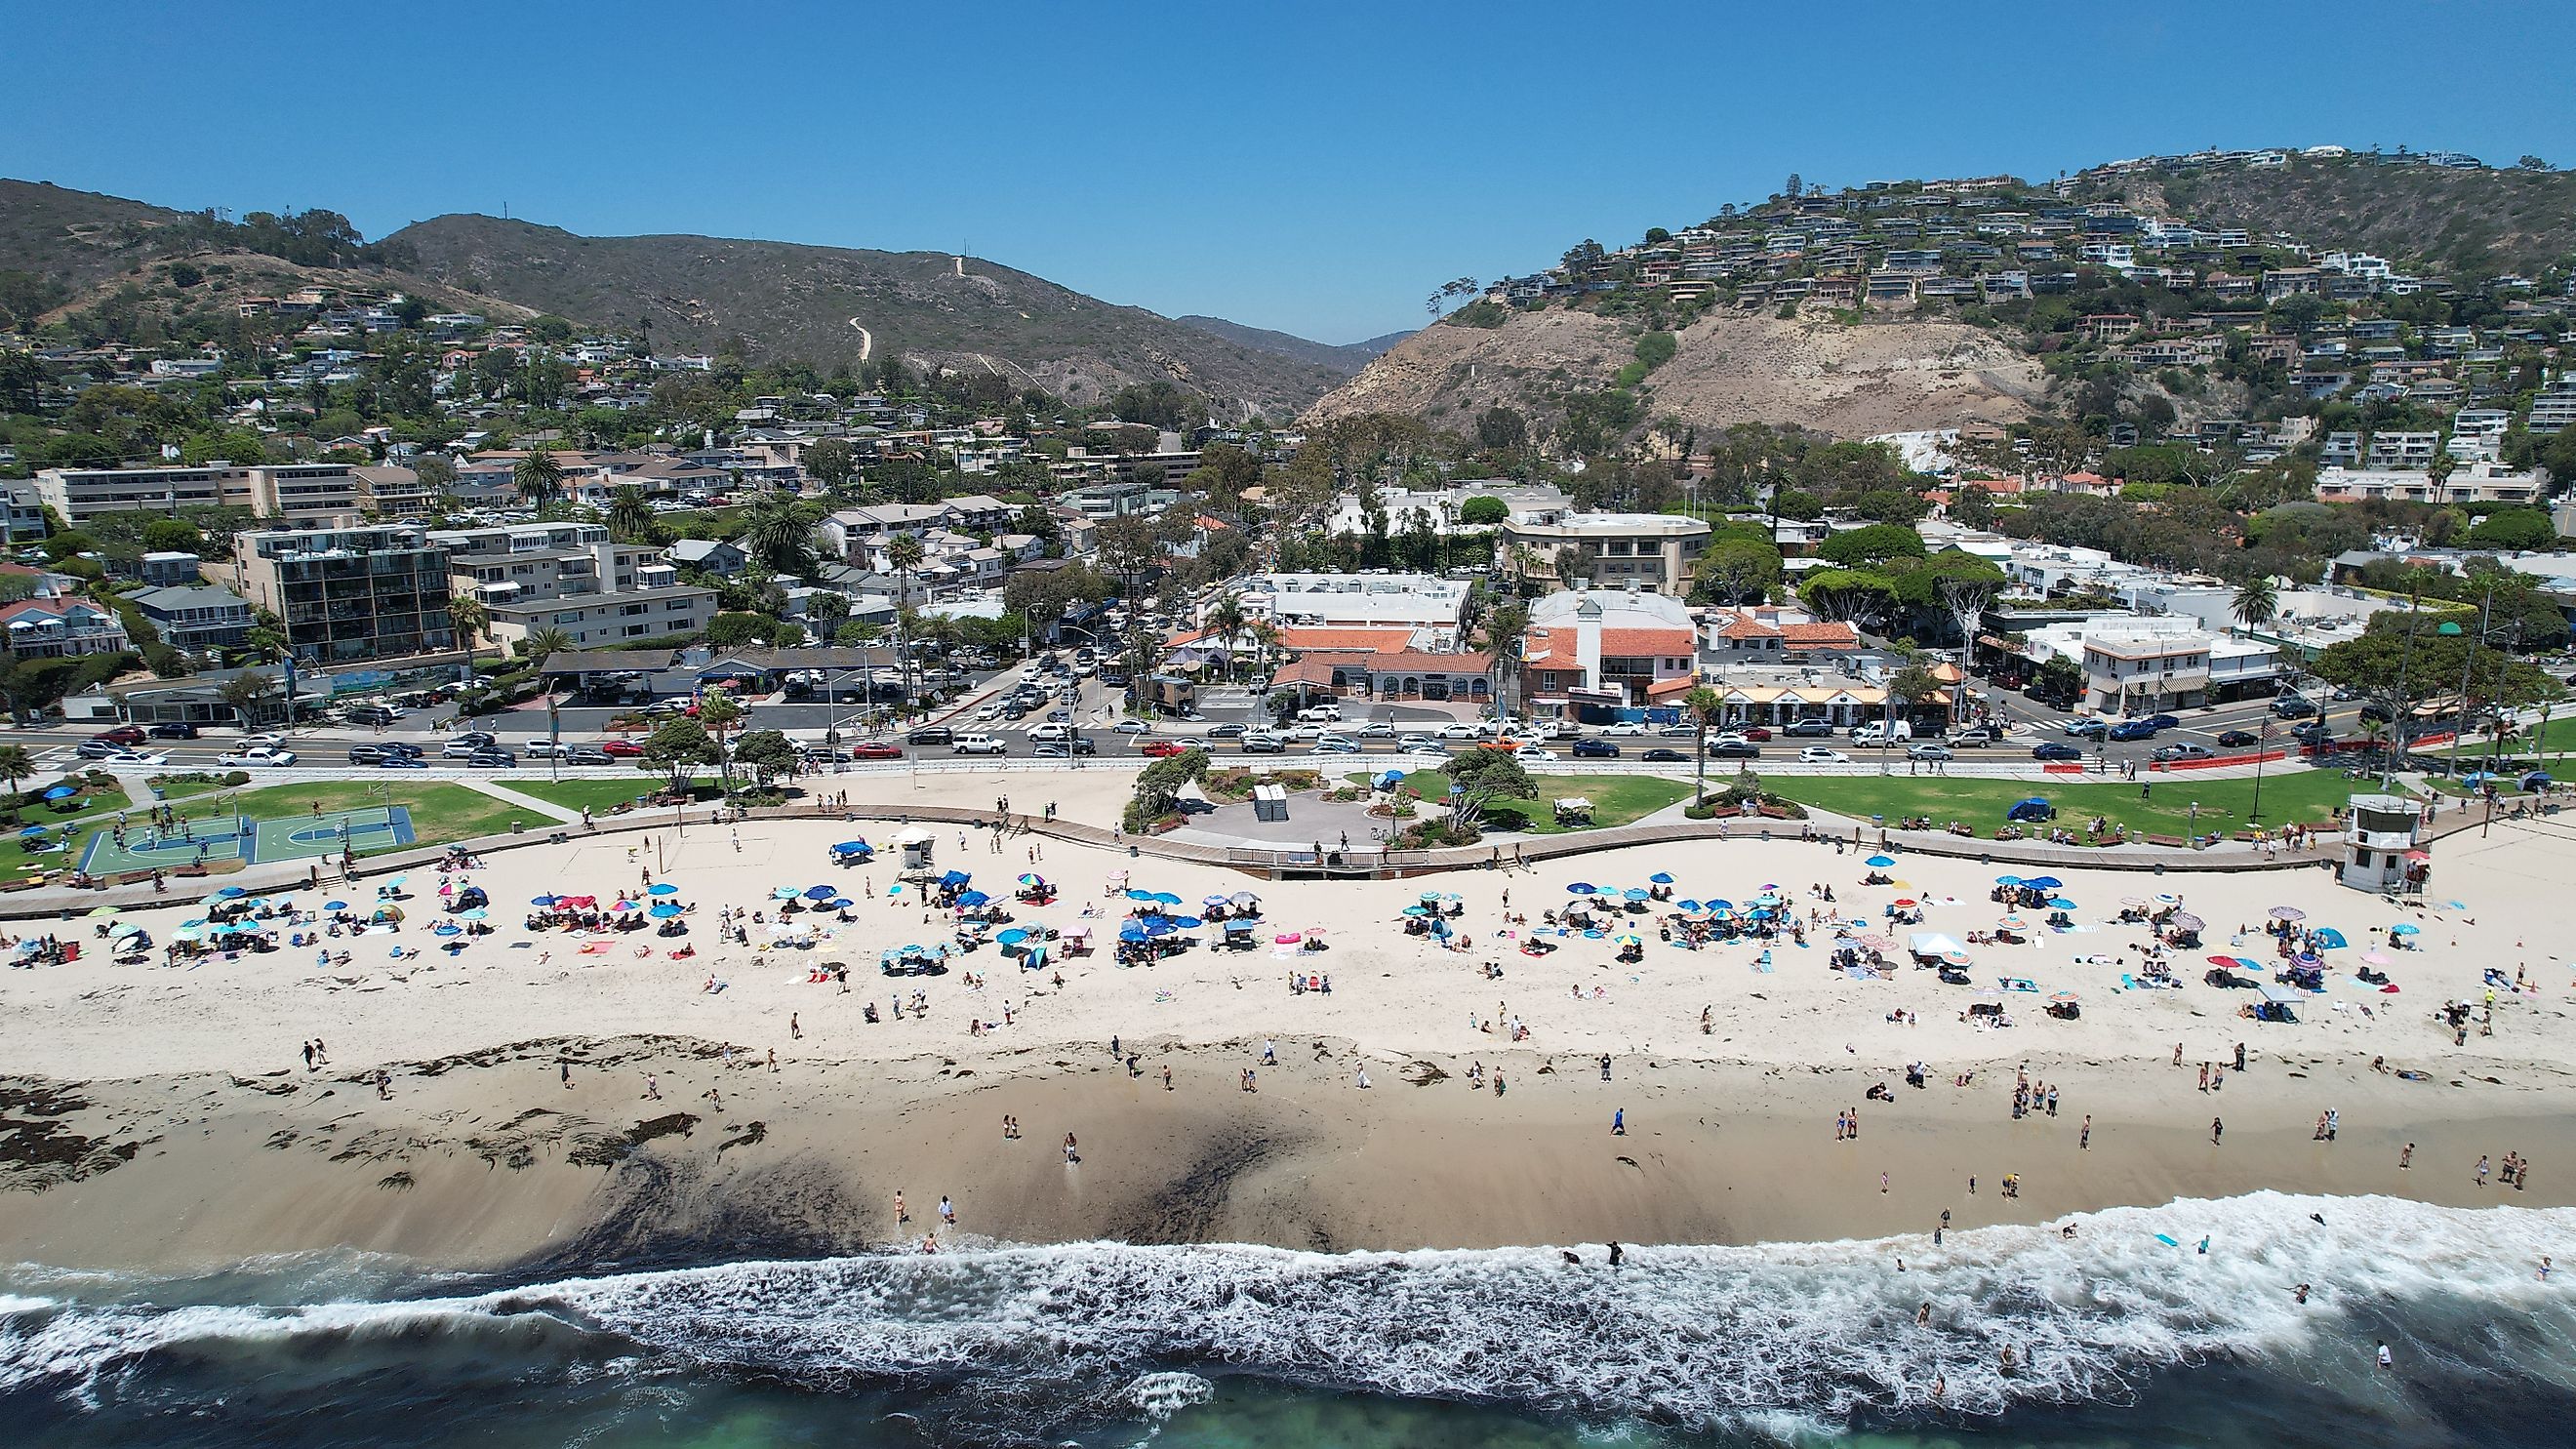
<box><xmin>1596</xmin><ymin>627</ymin><xmax>1697</xmax><ymax>657</ymax></box>
<box><xmin>1276</xmin><ymin>627</ymin><xmax>1418</xmax><ymax>653</ymax></box>
<box><xmin>1779</xmin><ymin>622</ymin><xmax>1860</xmax><ymax>649</ymax></box>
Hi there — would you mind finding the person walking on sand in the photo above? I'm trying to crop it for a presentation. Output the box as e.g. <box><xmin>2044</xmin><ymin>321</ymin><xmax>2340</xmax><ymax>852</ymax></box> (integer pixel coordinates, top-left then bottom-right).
<box><xmin>2211</xmin><ymin>1117</ymin><xmax>2224</xmax><ymax>1145</ymax></box>
<box><xmin>644</xmin><ymin>1073</ymin><xmax>661</xmax><ymax>1101</ymax></box>
<box><xmin>2477</xmin><ymin>1154</ymin><xmax>2491</xmax><ymax>1188</ymax></box>
<box><xmin>2079</xmin><ymin>1114</ymin><xmax>2091</xmax><ymax>1149</ymax></box>
<box><xmin>1064</xmin><ymin>1133</ymin><xmax>1079</xmax><ymax>1164</ymax></box>
<box><xmin>560</xmin><ymin>1059</ymin><xmax>572</xmax><ymax>1089</ymax></box>
<box><xmin>2400</xmin><ymin>1142</ymin><xmax>2414</xmax><ymax>1170</ymax></box>
<box><xmin>940</xmin><ymin>1195</ymin><xmax>955</xmax><ymax>1227</ymax></box>
<box><xmin>896</xmin><ymin>1190</ymin><xmax>909</xmax><ymax>1226</ymax></box>
<box><xmin>1612</xmin><ymin>1107</ymin><xmax>1626</xmax><ymax>1136</ymax></box>
<box><xmin>790</xmin><ymin>1013</ymin><xmax>802</xmax><ymax>1040</ymax></box>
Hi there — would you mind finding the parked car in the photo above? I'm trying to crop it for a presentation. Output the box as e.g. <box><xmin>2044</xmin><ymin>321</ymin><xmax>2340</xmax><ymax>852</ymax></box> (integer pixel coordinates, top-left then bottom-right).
<box><xmin>2216</xmin><ymin>729</ymin><xmax>2261</xmax><ymax>747</ymax></box>
<box><xmin>2358</xmin><ymin>702</ymin><xmax>2395</xmax><ymax>724</ymax></box>
<box><xmin>1907</xmin><ymin>744</ymin><xmax>1954</xmax><ymax>762</ymax></box>
<box><xmin>952</xmin><ymin>734</ymin><xmax>1008</xmax><ymax>755</ymax></box>
<box><xmin>1598</xmin><ymin>721</ymin><xmax>1648</xmax><ymax>738</ymax></box>
<box><xmin>1571</xmin><ymin>739</ymin><xmax>1621</xmax><ymax>758</ymax></box>
<box><xmin>2153</xmin><ymin>742</ymin><xmax>2215</xmax><ymax>762</ymax></box>
<box><xmin>347</xmin><ymin>704</ymin><xmax>400</xmax><ymax>727</ymax></box>
<box><xmin>1295</xmin><ymin>704</ymin><xmax>1343</xmax><ymax>723</ymax></box>
<box><xmin>2031</xmin><ymin>742</ymin><xmax>2083</xmax><ymax>761</ymax></box>
<box><xmin>1797</xmin><ymin>746</ymin><xmax>1850</xmax><ymax>764</ymax></box>
<box><xmin>218</xmin><ymin>746</ymin><xmax>298</xmax><ymax>768</ymax></box>
<box><xmin>94</xmin><ymin>725</ymin><xmax>146</xmax><ymax>745</ymax></box>
<box><xmin>146</xmin><ymin>722</ymin><xmax>198</xmax><ymax>740</ymax></box>
<box><xmin>1113</xmin><ymin>720</ymin><xmax>1152</xmax><ymax>735</ymax></box>
<box><xmin>1436</xmin><ymin>722</ymin><xmax>1485</xmax><ymax>741</ymax></box>
<box><xmin>1641</xmin><ymin>747</ymin><xmax>1689</xmax><ymax>762</ymax></box>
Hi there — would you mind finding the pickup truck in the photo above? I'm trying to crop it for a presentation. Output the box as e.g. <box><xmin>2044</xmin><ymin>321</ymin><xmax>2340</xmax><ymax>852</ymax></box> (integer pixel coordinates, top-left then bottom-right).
<box><xmin>219</xmin><ymin>746</ymin><xmax>299</xmax><ymax>768</ymax></box>
<box><xmin>952</xmin><ymin>734</ymin><xmax>1008</xmax><ymax>755</ymax></box>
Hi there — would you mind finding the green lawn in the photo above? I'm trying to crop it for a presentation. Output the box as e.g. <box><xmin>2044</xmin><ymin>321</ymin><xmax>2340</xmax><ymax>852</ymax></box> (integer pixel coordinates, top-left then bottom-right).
<box><xmin>505</xmin><ymin>779</ymin><xmax>673</xmax><ymax>815</ymax></box>
<box><xmin>1766</xmin><ymin>767</ymin><xmax>2387</xmax><ymax>841</ymax></box>
<box><xmin>1354</xmin><ymin>770</ymin><xmax>1693</xmax><ymax>833</ymax></box>
<box><xmin>0</xmin><ymin>775</ymin><xmax>136</xmax><ymax>882</ymax></box>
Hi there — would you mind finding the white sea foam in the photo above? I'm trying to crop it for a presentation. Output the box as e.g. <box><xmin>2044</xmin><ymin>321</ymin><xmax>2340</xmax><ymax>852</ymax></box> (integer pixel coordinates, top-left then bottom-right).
<box><xmin>5</xmin><ymin>1193</ymin><xmax>2572</xmax><ymax>1430</ymax></box>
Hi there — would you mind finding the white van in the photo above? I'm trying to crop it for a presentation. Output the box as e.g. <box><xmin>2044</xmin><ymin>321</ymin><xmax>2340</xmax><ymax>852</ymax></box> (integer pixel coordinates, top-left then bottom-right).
<box><xmin>1852</xmin><ymin>719</ymin><xmax>1914</xmax><ymax>745</ymax></box>
<box><xmin>1296</xmin><ymin>704</ymin><xmax>1343</xmax><ymax>724</ymax></box>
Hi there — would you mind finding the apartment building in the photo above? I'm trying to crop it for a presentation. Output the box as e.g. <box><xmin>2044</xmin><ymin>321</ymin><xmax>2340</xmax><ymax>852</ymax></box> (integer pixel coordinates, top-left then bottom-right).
<box><xmin>131</xmin><ymin>584</ymin><xmax>255</xmax><ymax>656</ymax></box>
<box><xmin>230</xmin><ymin>525</ymin><xmax>457</xmax><ymax>664</ymax></box>
<box><xmin>428</xmin><ymin>521</ymin><xmax>715</xmax><ymax>651</ymax></box>
<box><xmin>34</xmin><ymin>462</ymin><xmax>362</xmax><ymax>525</ymax></box>
<box><xmin>1499</xmin><ymin>511</ymin><xmax>1711</xmax><ymax>594</ymax></box>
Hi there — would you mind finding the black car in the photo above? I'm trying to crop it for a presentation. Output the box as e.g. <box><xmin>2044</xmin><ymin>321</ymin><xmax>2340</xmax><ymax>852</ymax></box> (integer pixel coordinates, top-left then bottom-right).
<box><xmin>347</xmin><ymin>745</ymin><xmax>397</xmax><ymax>765</ymax></box>
<box><xmin>1641</xmin><ymin>747</ymin><xmax>1689</xmax><ymax>762</ymax></box>
<box><xmin>1782</xmin><ymin>718</ymin><xmax>1836</xmax><ymax>738</ymax></box>
<box><xmin>2272</xmin><ymin>697</ymin><xmax>2318</xmax><ymax>719</ymax></box>
<box><xmin>2217</xmin><ymin>729</ymin><xmax>2260</xmax><ymax>747</ymax></box>
<box><xmin>466</xmin><ymin>747</ymin><xmax>517</xmax><ymax>768</ymax></box>
<box><xmin>907</xmin><ymin>726</ymin><xmax>955</xmax><ymax>746</ymax></box>
<box><xmin>2290</xmin><ymin>721</ymin><xmax>2333</xmax><ymax>744</ymax></box>
<box><xmin>2358</xmin><ymin>702</ymin><xmax>2395</xmax><ymax>724</ymax></box>
<box><xmin>377</xmin><ymin>740</ymin><xmax>423</xmax><ymax>758</ymax></box>
<box><xmin>2031</xmin><ymin>742</ymin><xmax>2082</xmax><ymax>761</ymax></box>
<box><xmin>1708</xmin><ymin>740</ymin><xmax>1762</xmax><ymax>759</ymax></box>
<box><xmin>147</xmin><ymin>721</ymin><xmax>199</xmax><ymax>740</ymax></box>
<box><xmin>1571</xmin><ymin>739</ymin><xmax>1621</xmax><ymax>758</ymax></box>
<box><xmin>1206</xmin><ymin>723</ymin><xmax>1246</xmax><ymax>739</ymax></box>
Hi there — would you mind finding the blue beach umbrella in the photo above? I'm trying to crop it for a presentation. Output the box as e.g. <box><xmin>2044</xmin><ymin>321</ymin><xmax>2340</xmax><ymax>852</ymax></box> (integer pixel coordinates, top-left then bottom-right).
<box><xmin>824</xmin><ymin>898</ymin><xmax>852</xmax><ymax>910</ymax></box>
<box><xmin>648</xmin><ymin>882</ymin><xmax>680</xmax><ymax>896</ymax></box>
<box><xmin>2024</xmin><ymin>875</ymin><xmax>2063</xmax><ymax>891</ymax></box>
<box><xmin>940</xmin><ymin>870</ymin><xmax>972</xmax><ymax>888</ymax></box>
<box><xmin>460</xmin><ymin>908</ymin><xmax>487</xmax><ymax>921</ymax></box>
<box><xmin>530</xmin><ymin>895</ymin><xmax>558</xmax><ymax>906</ymax></box>
<box><xmin>323</xmin><ymin>902</ymin><xmax>347</xmax><ymax>911</ymax></box>
<box><xmin>1994</xmin><ymin>874</ymin><xmax>2022</xmax><ymax>886</ymax></box>
<box><xmin>181</xmin><ymin>918</ymin><xmax>207</xmax><ymax>928</ymax></box>
<box><xmin>997</xmin><ymin>928</ymin><xmax>1029</xmax><ymax>946</ymax></box>
<box><xmin>804</xmin><ymin>885</ymin><xmax>837</xmax><ymax>901</ymax></box>
<box><xmin>1622</xmin><ymin>888</ymin><xmax>1651</xmax><ymax>902</ymax></box>
<box><xmin>773</xmin><ymin>887</ymin><xmax>800</xmax><ymax>900</ymax></box>
<box><xmin>1172</xmin><ymin>916</ymin><xmax>1203</xmax><ymax>930</ymax></box>
<box><xmin>1705</xmin><ymin>899</ymin><xmax>1734</xmax><ymax>910</ymax></box>
<box><xmin>1866</xmin><ymin>855</ymin><xmax>1896</xmax><ymax>868</ymax></box>
<box><xmin>1126</xmin><ymin>889</ymin><xmax>1158</xmax><ymax>903</ymax></box>
<box><xmin>831</xmin><ymin>841</ymin><xmax>869</xmax><ymax>856</ymax></box>
<box><xmin>649</xmin><ymin>903</ymin><xmax>684</xmax><ymax>919</ymax></box>
<box><xmin>2048</xmin><ymin>897</ymin><xmax>2077</xmax><ymax>909</ymax></box>
<box><xmin>1648</xmin><ymin>871</ymin><xmax>1675</xmax><ymax>885</ymax></box>
<box><xmin>17</xmin><ymin>825</ymin><xmax>44</xmax><ymax>837</ymax></box>
<box><xmin>1118</xmin><ymin>921</ymin><xmax>1147</xmax><ymax>942</ymax></box>
<box><xmin>2311</xmin><ymin>928</ymin><xmax>2350</xmax><ymax>948</ymax></box>
<box><xmin>42</xmin><ymin>785</ymin><xmax>75</xmax><ymax>801</ymax></box>
<box><xmin>2391</xmin><ymin>923</ymin><xmax>2420</xmax><ymax>936</ymax></box>
<box><xmin>956</xmin><ymin>890</ymin><xmax>991</xmax><ymax>907</ymax></box>
<box><xmin>214</xmin><ymin>886</ymin><xmax>246</xmax><ymax>900</ymax></box>
<box><xmin>1402</xmin><ymin>905</ymin><xmax>1429</xmax><ymax>917</ymax></box>
<box><xmin>1566</xmin><ymin>882</ymin><xmax>1598</xmax><ymax>896</ymax></box>
<box><xmin>1151</xmin><ymin>891</ymin><xmax>1183</xmax><ymax>906</ymax></box>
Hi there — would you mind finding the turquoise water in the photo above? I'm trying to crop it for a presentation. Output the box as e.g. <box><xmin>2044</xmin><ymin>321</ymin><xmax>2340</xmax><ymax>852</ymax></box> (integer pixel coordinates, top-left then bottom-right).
<box><xmin>6</xmin><ymin>1191</ymin><xmax>2573</xmax><ymax>1447</ymax></box>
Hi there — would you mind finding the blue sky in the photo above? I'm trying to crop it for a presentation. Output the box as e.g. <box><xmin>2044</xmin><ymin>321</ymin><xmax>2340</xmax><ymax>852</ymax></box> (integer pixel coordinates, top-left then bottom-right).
<box><xmin>8</xmin><ymin>1</ymin><xmax>2572</xmax><ymax>344</ymax></box>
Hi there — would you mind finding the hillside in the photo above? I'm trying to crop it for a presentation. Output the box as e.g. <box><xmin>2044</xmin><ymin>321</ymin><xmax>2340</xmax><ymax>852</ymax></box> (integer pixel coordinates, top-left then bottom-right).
<box><xmin>0</xmin><ymin>180</ymin><xmax>192</xmax><ymax>294</ymax></box>
<box><xmin>1174</xmin><ymin>315</ymin><xmax>1408</xmax><ymax>373</ymax></box>
<box><xmin>2124</xmin><ymin>155</ymin><xmax>2576</xmax><ymax>278</ymax></box>
<box><xmin>386</xmin><ymin>215</ymin><xmax>1346</xmax><ymax>420</ymax></box>
<box><xmin>1309</xmin><ymin>307</ymin><xmax>2043</xmax><ymax>437</ymax></box>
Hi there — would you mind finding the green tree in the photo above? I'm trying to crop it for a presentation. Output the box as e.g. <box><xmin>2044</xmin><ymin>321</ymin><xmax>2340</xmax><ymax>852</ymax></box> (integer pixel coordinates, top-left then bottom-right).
<box><xmin>730</xmin><ymin>728</ymin><xmax>800</xmax><ymax>785</ymax></box>
<box><xmin>607</xmin><ymin>486</ymin><xmax>654</xmax><ymax>543</ymax></box>
<box><xmin>1475</xmin><ymin>408</ymin><xmax>1526</xmax><ymax>453</ymax></box>
<box><xmin>805</xmin><ymin>591</ymin><xmax>850</xmax><ymax>637</ymax></box>
<box><xmin>0</xmin><ymin>744</ymin><xmax>31</xmax><ymax>822</ymax></box>
<box><xmin>741</xmin><ymin>492</ymin><xmax>814</xmax><ymax>574</ymax></box>
<box><xmin>447</xmin><ymin>595</ymin><xmax>489</xmax><ymax>653</ymax></box>
<box><xmin>805</xmin><ymin>438</ymin><xmax>856</xmax><ymax>493</ymax></box>
<box><xmin>513</xmin><ymin>450</ymin><xmax>564</xmax><ymax>507</ymax></box>
<box><xmin>218</xmin><ymin>670</ymin><xmax>277</xmax><ymax>729</ymax></box>
<box><xmin>1690</xmin><ymin>537</ymin><xmax>1785</xmax><ymax>605</ymax></box>
<box><xmin>1444</xmin><ymin>745</ymin><xmax>1536</xmax><ymax>829</ymax></box>
<box><xmin>1815</xmin><ymin>523</ymin><xmax>1927</xmax><ymax>569</ymax></box>
<box><xmin>2231</xmin><ymin>576</ymin><xmax>2279</xmax><ymax>635</ymax></box>
<box><xmin>638</xmin><ymin>717</ymin><xmax>722</xmax><ymax>788</ymax></box>
<box><xmin>520</xmin><ymin>626</ymin><xmax>574</xmax><ymax>664</ymax></box>
<box><xmin>1459</xmin><ymin>495</ymin><xmax>1510</xmax><ymax>526</ymax></box>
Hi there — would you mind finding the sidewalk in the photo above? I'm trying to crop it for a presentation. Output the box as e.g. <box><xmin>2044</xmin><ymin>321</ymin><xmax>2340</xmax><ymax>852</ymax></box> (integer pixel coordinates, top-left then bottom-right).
<box><xmin>452</xmin><ymin>777</ymin><xmax>583</xmax><ymax>825</ymax></box>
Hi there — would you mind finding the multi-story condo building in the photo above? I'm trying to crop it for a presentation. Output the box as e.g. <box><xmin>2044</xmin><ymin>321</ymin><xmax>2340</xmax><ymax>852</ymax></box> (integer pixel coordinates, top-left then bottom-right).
<box><xmin>35</xmin><ymin>462</ymin><xmax>361</xmax><ymax>525</ymax></box>
<box><xmin>1499</xmin><ymin>512</ymin><xmax>1711</xmax><ymax>595</ymax></box>
<box><xmin>427</xmin><ymin>522</ymin><xmax>716</xmax><ymax>651</ymax></box>
<box><xmin>230</xmin><ymin>525</ymin><xmax>456</xmax><ymax>664</ymax></box>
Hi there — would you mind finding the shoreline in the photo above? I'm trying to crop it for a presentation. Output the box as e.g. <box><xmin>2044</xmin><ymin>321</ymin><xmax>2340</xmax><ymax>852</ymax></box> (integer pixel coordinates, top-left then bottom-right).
<box><xmin>5</xmin><ymin>1036</ymin><xmax>2569</xmax><ymax>1277</ymax></box>
<box><xmin>5</xmin><ymin>816</ymin><xmax>2572</xmax><ymax>1279</ymax></box>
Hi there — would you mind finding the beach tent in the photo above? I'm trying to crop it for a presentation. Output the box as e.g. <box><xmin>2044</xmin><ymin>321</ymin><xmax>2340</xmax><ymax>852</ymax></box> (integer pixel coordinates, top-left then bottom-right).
<box><xmin>2005</xmin><ymin>798</ymin><xmax>2055</xmax><ymax>824</ymax></box>
<box><xmin>1907</xmin><ymin>932</ymin><xmax>1967</xmax><ymax>962</ymax></box>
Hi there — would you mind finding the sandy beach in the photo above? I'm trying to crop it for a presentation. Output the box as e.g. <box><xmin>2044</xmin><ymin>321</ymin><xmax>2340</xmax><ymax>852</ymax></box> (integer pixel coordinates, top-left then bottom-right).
<box><xmin>6</xmin><ymin>784</ymin><xmax>2575</xmax><ymax>1274</ymax></box>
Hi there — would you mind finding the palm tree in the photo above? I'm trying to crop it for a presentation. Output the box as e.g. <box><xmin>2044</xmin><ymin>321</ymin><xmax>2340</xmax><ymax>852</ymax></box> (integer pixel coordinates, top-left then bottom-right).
<box><xmin>1201</xmin><ymin>594</ymin><xmax>1247</xmax><ymax>682</ymax></box>
<box><xmin>447</xmin><ymin>594</ymin><xmax>489</xmax><ymax>654</ymax></box>
<box><xmin>742</xmin><ymin>492</ymin><xmax>812</xmax><ymax>574</ymax></box>
<box><xmin>1682</xmin><ymin>685</ymin><xmax>1725</xmax><ymax>805</ymax></box>
<box><xmin>521</xmin><ymin>626</ymin><xmax>573</xmax><ymax>664</ymax></box>
<box><xmin>2231</xmin><ymin>576</ymin><xmax>2279</xmax><ymax>637</ymax></box>
<box><xmin>2429</xmin><ymin>450</ymin><xmax>2458</xmax><ymax>507</ymax></box>
<box><xmin>886</xmin><ymin>532</ymin><xmax>926</xmax><ymax>709</ymax></box>
<box><xmin>1482</xmin><ymin>599</ymin><xmax>1529</xmax><ymax>715</ymax></box>
<box><xmin>607</xmin><ymin>486</ymin><xmax>654</xmax><ymax>543</ymax></box>
<box><xmin>0</xmin><ymin>744</ymin><xmax>31</xmax><ymax>824</ymax></box>
<box><xmin>513</xmin><ymin>450</ymin><xmax>564</xmax><ymax>508</ymax></box>
<box><xmin>696</xmin><ymin>690</ymin><xmax>745</xmax><ymax>786</ymax></box>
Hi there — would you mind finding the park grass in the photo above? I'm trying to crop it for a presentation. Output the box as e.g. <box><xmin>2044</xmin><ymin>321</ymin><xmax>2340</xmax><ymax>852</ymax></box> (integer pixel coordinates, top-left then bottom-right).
<box><xmin>504</xmin><ymin>779</ymin><xmax>672</xmax><ymax>815</ymax></box>
<box><xmin>1349</xmin><ymin>769</ymin><xmax>1692</xmax><ymax>834</ymax></box>
<box><xmin>0</xmin><ymin>775</ymin><xmax>136</xmax><ymax>882</ymax></box>
<box><xmin>1764</xmin><ymin>767</ymin><xmax>2394</xmax><ymax>842</ymax></box>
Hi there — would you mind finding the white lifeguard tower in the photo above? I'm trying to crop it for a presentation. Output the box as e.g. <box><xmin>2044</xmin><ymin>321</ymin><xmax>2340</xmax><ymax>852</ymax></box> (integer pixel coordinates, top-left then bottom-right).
<box><xmin>897</xmin><ymin>824</ymin><xmax>936</xmax><ymax>874</ymax></box>
<box><xmin>2340</xmin><ymin>793</ymin><xmax>2429</xmax><ymax>895</ymax></box>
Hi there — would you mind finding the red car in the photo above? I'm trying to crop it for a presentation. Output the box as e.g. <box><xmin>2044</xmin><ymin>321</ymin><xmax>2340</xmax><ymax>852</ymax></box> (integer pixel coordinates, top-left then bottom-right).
<box><xmin>848</xmin><ymin>742</ymin><xmax>903</xmax><ymax>760</ymax></box>
<box><xmin>1139</xmin><ymin>739</ymin><xmax>1187</xmax><ymax>757</ymax></box>
<box><xmin>595</xmin><ymin>739</ymin><xmax>646</xmax><ymax>757</ymax></box>
<box><xmin>1741</xmin><ymin>726</ymin><xmax>1773</xmax><ymax>741</ymax></box>
<box><xmin>95</xmin><ymin>725</ymin><xmax>145</xmax><ymax>745</ymax></box>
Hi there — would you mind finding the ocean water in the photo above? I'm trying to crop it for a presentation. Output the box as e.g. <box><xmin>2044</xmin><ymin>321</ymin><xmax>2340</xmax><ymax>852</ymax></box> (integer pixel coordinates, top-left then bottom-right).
<box><xmin>4</xmin><ymin>1191</ymin><xmax>2573</xmax><ymax>1448</ymax></box>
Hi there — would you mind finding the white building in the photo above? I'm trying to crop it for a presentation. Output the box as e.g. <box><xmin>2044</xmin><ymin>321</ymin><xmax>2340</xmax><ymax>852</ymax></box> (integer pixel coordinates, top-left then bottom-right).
<box><xmin>1224</xmin><ymin>573</ymin><xmax>1470</xmax><ymax>643</ymax></box>
<box><xmin>2013</xmin><ymin>615</ymin><xmax>2277</xmax><ymax>712</ymax></box>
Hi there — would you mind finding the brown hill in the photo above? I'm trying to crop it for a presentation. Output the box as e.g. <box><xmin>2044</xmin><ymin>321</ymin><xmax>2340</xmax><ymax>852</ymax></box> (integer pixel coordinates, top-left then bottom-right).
<box><xmin>1308</xmin><ymin>307</ymin><xmax>2044</xmax><ymax>438</ymax></box>
<box><xmin>386</xmin><ymin>214</ymin><xmax>1346</xmax><ymax>420</ymax></box>
<box><xmin>2128</xmin><ymin>154</ymin><xmax>2576</xmax><ymax>278</ymax></box>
